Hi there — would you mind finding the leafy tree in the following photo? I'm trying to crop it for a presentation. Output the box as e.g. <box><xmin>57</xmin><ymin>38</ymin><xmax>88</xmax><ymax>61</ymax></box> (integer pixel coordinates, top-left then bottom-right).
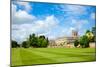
<box><xmin>41</xmin><ymin>39</ymin><xmax>48</xmax><ymax>47</ymax></box>
<box><xmin>37</xmin><ymin>35</ymin><xmax>49</xmax><ymax>47</ymax></box>
<box><xmin>92</xmin><ymin>26</ymin><xmax>96</xmax><ymax>42</ymax></box>
<box><xmin>46</xmin><ymin>37</ymin><xmax>49</xmax><ymax>47</ymax></box>
<box><xmin>28</xmin><ymin>33</ymin><xmax>38</xmax><ymax>47</ymax></box>
<box><xmin>31</xmin><ymin>37</ymin><xmax>38</xmax><ymax>47</ymax></box>
<box><xmin>22</xmin><ymin>41</ymin><xmax>29</xmax><ymax>48</ymax></box>
<box><xmin>85</xmin><ymin>30</ymin><xmax>94</xmax><ymax>42</ymax></box>
<box><xmin>74</xmin><ymin>39</ymin><xmax>79</xmax><ymax>47</ymax></box>
<box><xmin>92</xmin><ymin>26</ymin><xmax>96</xmax><ymax>36</ymax></box>
<box><xmin>27</xmin><ymin>33</ymin><xmax>49</xmax><ymax>47</ymax></box>
<box><xmin>11</xmin><ymin>40</ymin><xmax>19</xmax><ymax>48</ymax></box>
<box><xmin>39</xmin><ymin>35</ymin><xmax>45</xmax><ymax>39</ymax></box>
<box><xmin>79</xmin><ymin>35</ymin><xmax>89</xmax><ymax>48</ymax></box>
<box><xmin>86</xmin><ymin>30</ymin><xmax>90</xmax><ymax>34</ymax></box>
<box><xmin>37</xmin><ymin>38</ymin><xmax>42</xmax><ymax>47</ymax></box>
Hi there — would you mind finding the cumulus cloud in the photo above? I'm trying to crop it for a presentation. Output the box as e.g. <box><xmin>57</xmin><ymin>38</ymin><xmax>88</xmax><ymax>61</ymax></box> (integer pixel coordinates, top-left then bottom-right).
<box><xmin>12</xmin><ymin>24</ymin><xmax>36</xmax><ymax>43</ymax></box>
<box><xmin>12</xmin><ymin>4</ymin><xmax>36</xmax><ymax>24</ymax></box>
<box><xmin>34</xmin><ymin>15</ymin><xmax>59</xmax><ymax>30</ymax></box>
<box><xmin>13</xmin><ymin>10</ymin><xmax>36</xmax><ymax>24</ymax></box>
<box><xmin>12</xmin><ymin>14</ymin><xmax>59</xmax><ymax>43</ymax></box>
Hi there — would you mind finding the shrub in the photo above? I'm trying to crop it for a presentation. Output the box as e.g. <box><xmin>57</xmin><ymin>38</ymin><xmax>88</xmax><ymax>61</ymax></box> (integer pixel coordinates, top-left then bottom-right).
<box><xmin>74</xmin><ymin>39</ymin><xmax>79</xmax><ymax>47</ymax></box>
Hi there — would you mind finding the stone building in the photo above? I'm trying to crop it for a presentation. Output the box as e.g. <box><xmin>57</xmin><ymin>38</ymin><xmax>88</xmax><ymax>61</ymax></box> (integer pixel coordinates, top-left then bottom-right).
<box><xmin>48</xmin><ymin>30</ymin><xmax>79</xmax><ymax>48</ymax></box>
<box><xmin>55</xmin><ymin>37</ymin><xmax>67</xmax><ymax>48</ymax></box>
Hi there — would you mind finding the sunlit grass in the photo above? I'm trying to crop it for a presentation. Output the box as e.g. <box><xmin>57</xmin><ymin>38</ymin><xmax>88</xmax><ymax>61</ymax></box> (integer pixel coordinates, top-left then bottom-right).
<box><xmin>11</xmin><ymin>48</ymin><xmax>96</xmax><ymax>66</ymax></box>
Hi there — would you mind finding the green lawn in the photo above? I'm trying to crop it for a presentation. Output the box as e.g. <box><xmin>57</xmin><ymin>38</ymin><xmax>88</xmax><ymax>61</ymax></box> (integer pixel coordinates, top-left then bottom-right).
<box><xmin>11</xmin><ymin>48</ymin><xmax>96</xmax><ymax>66</ymax></box>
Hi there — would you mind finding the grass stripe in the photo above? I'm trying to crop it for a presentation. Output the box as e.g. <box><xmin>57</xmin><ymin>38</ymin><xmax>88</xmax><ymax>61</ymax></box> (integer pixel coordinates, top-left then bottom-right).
<box><xmin>11</xmin><ymin>48</ymin><xmax>96</xmax><ymax>66</ymax></box>
<box><xmin>18</xmin><ymin>48</ymin><xmax>57</xmax><ymax>66</ymax></box>
<box><xmin>29</xmin><ymin>48</ymin><xmax>95</xmax><ymax>61</ymax></box>
<box><xmin>11</xmin><ymin>48</ymin><xmax>22</xmax><ymax>66</ymax></box>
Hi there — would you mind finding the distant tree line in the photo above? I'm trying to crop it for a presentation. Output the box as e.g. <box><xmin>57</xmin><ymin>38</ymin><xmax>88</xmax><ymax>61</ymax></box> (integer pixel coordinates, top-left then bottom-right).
<box><xmin>74</xmin><ymin>26</ymin><xmax>96</xmax><ymax>48</ymax></box>
<box><xmin>12</xmin><ymin>33</ymin><xmax>49</xmax><ymax>48</ymax></box>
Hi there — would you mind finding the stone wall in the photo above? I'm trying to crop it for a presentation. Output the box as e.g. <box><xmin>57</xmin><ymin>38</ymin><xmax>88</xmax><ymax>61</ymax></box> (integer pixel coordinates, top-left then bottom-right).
<box><xmin>48</xmin><ymin>42</ymin><xmax>96</xmax><ymax>48</ymax></box>
<box><xmin>89</xmin><ymin>42</ymin><xmax>96</xmax><ymax>48</ymax></box>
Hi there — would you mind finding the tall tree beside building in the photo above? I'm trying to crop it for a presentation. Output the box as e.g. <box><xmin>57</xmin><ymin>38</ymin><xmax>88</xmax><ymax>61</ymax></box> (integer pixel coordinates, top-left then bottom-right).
<box><xmin>79</xmin><ymin>35</ymin><xmax>89</xmax><ymax>48</ymax></box>
<box><xmin>91</xmin><ymin>26</ymin><xmax>96</xmax><ymax>42</ymax></box>
<box><xmin>85</xmin><ymin>30</ymin><xmax>94</xmax><ymax>42</ymax></box>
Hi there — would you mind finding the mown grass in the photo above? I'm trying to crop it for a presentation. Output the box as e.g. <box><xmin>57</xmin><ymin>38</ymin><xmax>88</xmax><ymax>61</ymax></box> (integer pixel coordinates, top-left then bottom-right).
<box><xmin>11</xmin><ymin>48</ymin><xmax>96</xmax><ymax>66</ymax></box>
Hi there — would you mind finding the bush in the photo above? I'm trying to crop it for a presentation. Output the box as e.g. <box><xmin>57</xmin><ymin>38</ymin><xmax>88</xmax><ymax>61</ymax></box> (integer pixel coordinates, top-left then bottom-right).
<box><xmin>74</xmin><ymin>39</ymin><xmax>79</xmax><ymax>47</ymax></box>
<box><xmin>22</xmin><ymin>41</ymin><xmax>29</xmax><ymax>48</ymax></box>
<box><xmin>79</xmin><ymin>35</ymin><xmax>89</xmax><ymax>48</ymax></box>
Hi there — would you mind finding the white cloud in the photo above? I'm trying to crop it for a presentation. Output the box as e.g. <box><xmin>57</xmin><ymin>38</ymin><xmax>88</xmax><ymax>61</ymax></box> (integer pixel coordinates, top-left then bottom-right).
<box><xmin>16</xmin><ymin>1</ymin><xmax>32</xmax><ymax>11</ymax></box>
<box><xmin>12</xmin><ymin>15</ymin><xmax>59</xmax><ymax>43</ymax></box>
<box><xmin>67</xmin><ymin>27</ymin><xmax>75</xmax><ymax>36</ymax></box>
<box><xmin>34</xmin><ymin>15</ymin><xmax>59</xmax><ymax>30</ymax></box>
<box><xmin>12</xmin><ymin>24</ymin><xmax>37</xmax><ymax>43</ymax></box>
<box><xmin>12</xmin><ymin>4</ymin><xmax>36</xmax><ymax>24</ymax></box>
<box><xmin>69</xmin><ymin>27</ymin><xmax>75</xmax><ymax>31</ymax></box>
<box><xmin>90</xmin><ymin>13</ymin><xmax>95</xmax><ymax>20</ymax></box>
<box><xmin>70</xmin><ymin>18</ymin><xmax>88</xmax><ymax>30</ymax></box>
<box><xmin>13</xmin><ymin>10</ymin><xmax>36</xmax><ymax>24</ymax></box>
<box><xmin>12</xmin><ymin>4</ymin><xmax>16</xmax><ymax>16</ymax></box>
<box><xmin>65</xmin><ymin>26</ymin><xmax>84</xmax><ymax>36</ymax></box>
<box><xmin>55</xmin><ymin>27</ymin><xmax>76</xmax><ymax>37</ymax></box>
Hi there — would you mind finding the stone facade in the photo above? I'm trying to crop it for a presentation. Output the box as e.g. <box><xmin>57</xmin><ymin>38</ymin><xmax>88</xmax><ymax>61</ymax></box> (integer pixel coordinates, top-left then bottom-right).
<box><xmin>48</xmin><ymin>30</ymin><xmax>79</xmax><ymax>48</ymax></box>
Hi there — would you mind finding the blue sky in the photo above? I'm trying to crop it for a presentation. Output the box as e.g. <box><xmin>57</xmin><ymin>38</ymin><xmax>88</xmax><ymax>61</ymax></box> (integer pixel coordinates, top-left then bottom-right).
<box><xmin>12</xmin><ymin>1</ymin><xmax>96</xmax><ymax>43</ymax></box>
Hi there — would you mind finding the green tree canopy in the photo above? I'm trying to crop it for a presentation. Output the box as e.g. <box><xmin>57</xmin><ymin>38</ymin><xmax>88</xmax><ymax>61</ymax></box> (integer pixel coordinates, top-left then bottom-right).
<box><xmin>74</xmin><ymin>39</ymin><xmax>79</xmax><ymax>47</ymax></box>
<box><xmin>22</xmin><ymin>41</ymin><xmax>29</xmax><ymax>48</ymax></box>
<box><xmin>79</xmin><ymin>35</ymin><xmax>89</xmax><ymax>48</ymax></box>
<box><xmin>11</xmin><ymin>40</ymin><xmax>19</xmax><ymax>48</ymax></box>
<box><xmin>27</xmin><ymin>34</ymin><xmax>49</xmax><ymax>47</ymax></box>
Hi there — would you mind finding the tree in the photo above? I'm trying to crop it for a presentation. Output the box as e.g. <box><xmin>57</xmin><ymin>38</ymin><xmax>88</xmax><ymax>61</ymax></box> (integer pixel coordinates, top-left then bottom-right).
<box><xmin>86</xmin><ymin>30</ymin><xmax>90</xmax><ymax>34</ymax></box>
<box><xmin>11</xmin><ymin>40</ymin><xmax>19</xmax><ymax>48</ymax></box>
<box><xmin>27</xmin><ymin>33</ymin><xmax>49</xmax><ymax>47</ymax></box>
<box><xmin>85</xmin><ymin>30</ymin><xmax>94</xmax><ymax>42</ymax></box>
<box><xmin>39</xmin><ymin>35</ymin><xmax>45</xmax><ymax>39</ymax></box>
<box><xmin>92</xmin><ymin>26</ymin><xmax>96</xmax><ymax>36</ymax></box>
<box><xmin>28</xmin><ymin>33</ymin><xmax>38</xmax><ymax>47</ymax></box>
<box><xmin>46</xmin><ymin>37</ymin><xmax>49</xmax><ymax>47</ymax></box>
<box><xmin>22</xmin><ymin>41</ymin><xmax>29</xmax><ymax>48</ymax></box>
<box><xmin>74</xmin><ymin>39</ymin><xmax>79</xmax><ymax>47</ymax></box>
<box><xmin>91</xmin><ymin>26</ymin><xmax>96</xmax><ymax>42</ymax></box>
<box><xmin>37</xmin><ymin>35</ymin><xmax>49</xmax><ymax>47</ymax></box>
<box><xmin>41</xmin><ymin>39</ymin><xmax>48</xmax><ymax>47</ymax></box>
<box><xmin>79</xmin><ymin>35</ymin><xmax>89</xmax><ymax>48</ymax></box>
